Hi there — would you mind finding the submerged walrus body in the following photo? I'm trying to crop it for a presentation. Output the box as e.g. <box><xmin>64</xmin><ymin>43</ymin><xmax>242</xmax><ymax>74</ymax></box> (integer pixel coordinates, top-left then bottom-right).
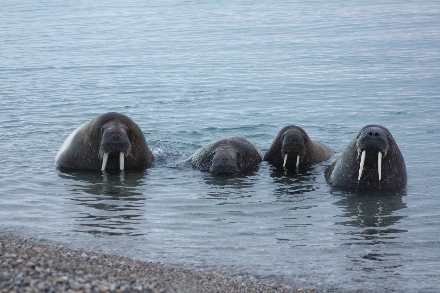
<box><xmin>188</xmin><ymin>137</ymin><xmax>263</xmax><ymax>175</ymax></box>
<box><xmin>55</xmin><ymin>112</ymin><xmax>154</xmax><ymax>171</ymax></box>
<box><xmin>264</xmin><ymin>125</ymin><xmax>333</xmax><ymax>171</ymax></box>
<box><xmin>325</xmin><ymin>125</ymin><xmax>407</xmax><ymax>190</ymax></box>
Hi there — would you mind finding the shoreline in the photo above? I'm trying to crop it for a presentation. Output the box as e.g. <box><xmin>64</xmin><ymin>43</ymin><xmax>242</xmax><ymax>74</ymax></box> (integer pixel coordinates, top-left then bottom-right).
<box><xmin>0</xmin><ymin>234</ymin><xmax>315</xmax><ymax>293</ymax></box>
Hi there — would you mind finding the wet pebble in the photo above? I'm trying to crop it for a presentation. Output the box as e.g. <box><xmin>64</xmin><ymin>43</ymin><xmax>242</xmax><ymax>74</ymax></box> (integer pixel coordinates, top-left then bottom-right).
<box><xmin>1</xmin><ymin>234</ymin><xmax>315</xmax><ymax>293</ymax></box>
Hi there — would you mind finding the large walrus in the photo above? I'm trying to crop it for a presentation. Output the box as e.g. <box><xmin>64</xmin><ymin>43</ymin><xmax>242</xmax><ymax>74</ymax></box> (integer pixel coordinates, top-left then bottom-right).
<box><xmin>325</xmin><ymin>125</ymin><xmax>407</xmax><ymax>189</ymax></box>
<box><xmin>264</xmin><ymin>125</ymin><xmax>333</xmax><ymax>171</ymax></box>
<box><xmin>188</xmin><ymin>137</ymin><xmax>263</xmax><ymax>175</ymax></box>
<box><xmin>55</xmin><ymin>112</ymin><xmax>154</xmax><ymax>171</ymax></box>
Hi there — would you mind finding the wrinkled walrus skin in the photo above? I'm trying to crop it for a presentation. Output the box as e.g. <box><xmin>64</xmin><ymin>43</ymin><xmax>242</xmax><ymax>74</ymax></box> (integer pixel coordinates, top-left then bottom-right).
<box><xmin>325</xmin><ymin>125</ymin><xmax>407</xmax><ymax>190</ymax></box>
<box><xmin>188</xmin><ymin>137</ymin><xmax>263</xmax><ymax>175</ymax></box>
<box><xmin>55</xmin><ymin>112</ymin><xmax>154</xmax><ymax>171</ymax></box>
<box><xmin>264</xmin><ymin>125</ymin><xmax>333</xmax><ymax>170</ymax></box>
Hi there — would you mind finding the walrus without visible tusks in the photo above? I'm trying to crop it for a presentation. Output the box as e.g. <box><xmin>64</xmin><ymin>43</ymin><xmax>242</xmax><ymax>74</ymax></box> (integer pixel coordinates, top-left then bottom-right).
<box><xmin>264</xmin><ymin>125</ymin><xmax>334</xmax><ymax>171</ymax></box>
<box><xmin>188</xmin><ymin>137</ymin><xmax>263</xmax><ymax>175</ymax></box>
<box><xmin>55</xmin><ymin>112</ymin><xmax>154</xmax><ymax>171</ymax></box>
<box><xmin>325</xmin><ymin>125</ymin><xmax>407</xmax><ymax>190</ymax></box>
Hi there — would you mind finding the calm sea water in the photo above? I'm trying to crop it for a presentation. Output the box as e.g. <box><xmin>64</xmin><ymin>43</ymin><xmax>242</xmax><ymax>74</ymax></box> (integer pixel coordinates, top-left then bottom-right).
<box><xmin>1</xmin><ymin>1</ymin><xmax>440</xmax><ymax>292</ymax></box>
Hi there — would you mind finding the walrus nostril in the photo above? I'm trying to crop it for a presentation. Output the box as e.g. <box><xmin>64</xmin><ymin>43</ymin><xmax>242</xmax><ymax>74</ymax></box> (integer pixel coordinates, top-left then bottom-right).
<box><xmin>368</xmin><ymin>131</ymin><xmax>380</xmax><ymax>137</ymax></box>
<box><xmin>285</xmin><ymin>137</ymin><xmax>299</xmax><ymax>144</ymax></box>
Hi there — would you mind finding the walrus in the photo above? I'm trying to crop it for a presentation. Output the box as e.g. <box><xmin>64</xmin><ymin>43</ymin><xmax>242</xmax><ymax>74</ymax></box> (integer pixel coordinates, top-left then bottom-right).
<box><xmin>325</xmin><ymin>125</ymin><xmax>407</xmax><ymax>189</ymax></box>
<box><xmin>263</xmin><ymin>125</ymin><xmax>334</xmax><ymax>171</ymax></box>
<box><xmin>55</xmin><ymin>112</ymin><xmax>154</xmax><ymax>171</ymax></box>
<box><xmin>188</xmin><ymin>137</ymin><xmax>263</xmax><ymax>175</ymax></box>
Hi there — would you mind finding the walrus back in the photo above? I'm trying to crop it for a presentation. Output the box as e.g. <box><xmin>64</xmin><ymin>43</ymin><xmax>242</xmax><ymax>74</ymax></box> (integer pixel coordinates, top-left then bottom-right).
<box><xmin>54</xmin><ymin>122</ymin><xmax>89</xmax><ymax>169</ymax></box>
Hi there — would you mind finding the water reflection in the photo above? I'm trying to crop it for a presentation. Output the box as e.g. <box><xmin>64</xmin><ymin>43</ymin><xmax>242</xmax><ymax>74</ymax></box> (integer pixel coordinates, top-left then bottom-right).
<box><xmin>331</xmin><ymin>189</ymin><xmax>408</xmax><ymax>273</ymax></box>
<box><xmin>58</xmin><ymin>170</ymin><xmax>148</xmax><ymax>236</ymax></box>
<box><xmin>333</xmin><ymin>189</ymin><xmax>407</xmax><ymax>245</ymax></box>
<box><xmin>269</xmin><ymin>166</ymin><xmax>317</xmax><ymax>202</ymax></box>
<box><xmin>201</xmin><ymin>174</ymin><xmax>257</xmax><ymax>202</ymax></box>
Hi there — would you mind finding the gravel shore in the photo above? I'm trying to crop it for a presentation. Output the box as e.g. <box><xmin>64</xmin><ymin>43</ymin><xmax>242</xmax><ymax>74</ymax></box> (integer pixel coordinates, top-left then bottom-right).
<box><xmin>0</xmin><ymin>234</ymin><xmax>315</xmax><ymax>293</ymax></box>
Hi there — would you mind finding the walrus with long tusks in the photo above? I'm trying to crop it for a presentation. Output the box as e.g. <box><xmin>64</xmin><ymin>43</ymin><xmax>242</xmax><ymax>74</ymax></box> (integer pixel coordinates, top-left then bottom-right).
<box><xmin>263</xmin><ymin>125</ymin><xmax>333</xmax><ymax>171</ymax></box>
<box><xmin>325</xmin><ymin>125</ymin><xmax>407</xmax><ymax>190</ymax></box>
<box><xmin>55</xmin><ymin>112</ymin><xmax>154</xmax><ymax>171</ymax></box>
<box><xmin>188</xmin><ymin>137</ymin><xmax>263</xmax><ymax>175</ymax></box>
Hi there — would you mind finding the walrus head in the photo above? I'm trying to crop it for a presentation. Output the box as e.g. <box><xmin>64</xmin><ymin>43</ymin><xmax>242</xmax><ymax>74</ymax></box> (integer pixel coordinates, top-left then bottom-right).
<box><xmin>99</xmin><ymin>119</ymin><xmax>132</xmax><ymax>171</ymax></box>
<box><xmin>356</xmin><ymin>126</ymin><xmax>389</xmax><ymax>182</ymax></box>
<box><xmin>209</xmin><ymin>147</ymin><xmax>241</xmax><ymax>175</ymax></box>
<box><xmin>280</xmin><ymin>129</ymin><xmax>308</xmax><ymax>170</ymax></box>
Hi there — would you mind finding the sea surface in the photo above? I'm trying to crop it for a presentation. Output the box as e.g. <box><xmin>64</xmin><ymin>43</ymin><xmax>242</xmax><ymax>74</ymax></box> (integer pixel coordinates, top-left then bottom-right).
<box><xmin>1</xmin><ymin>1</ymin><xmax>440</xmax><ymax>292</ymax></box>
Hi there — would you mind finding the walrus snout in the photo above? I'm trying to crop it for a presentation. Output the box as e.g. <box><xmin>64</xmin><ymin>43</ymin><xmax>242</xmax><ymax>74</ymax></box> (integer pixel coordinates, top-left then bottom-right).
<box><xmin>357</xmin><ymin>127</ymin><xmax>389</xmax><ymax>158</ymax></box>
<box><xmin>356</xmin><ymin>127</ymin><xmax>390</xmax><ymax>181</ymax></box>
<box><xmin>281</xmin><ymin>132</ymin><xmax>306</xmax><ymax>169</ymax></box>
<box><xmin>100</xmin><ymin>133</ymin><xmax>132</xmax><ymax>154</ymax></box>
<box><xmin>281</xmin><ymin>144</ymin><xmax>306</xmax><ymax>156</ymax></box>
<box><xmin>281</xmin><ymin>131</ymin><xmax>306</xmax><ymax>152</ymax></box>
<box><xmin>99</xmin><ymin>124</ymin><xmax>132</xmax><ymax>171</ymax></box>
<box><xmin>209</xmin><ymin>149</ymin><xmax>240</xmax><ymax>175</ymax></box>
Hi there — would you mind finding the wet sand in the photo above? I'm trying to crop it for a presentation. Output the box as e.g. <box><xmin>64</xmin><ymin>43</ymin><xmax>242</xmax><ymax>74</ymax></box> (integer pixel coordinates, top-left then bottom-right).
<box><xmin>0</xmin><ymin>234</ymin><xmax>315</xmax><ymax>293</ymax></box>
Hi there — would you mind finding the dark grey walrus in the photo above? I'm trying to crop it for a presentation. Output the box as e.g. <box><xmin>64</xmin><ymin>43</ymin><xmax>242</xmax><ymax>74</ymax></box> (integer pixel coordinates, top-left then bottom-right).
<box><xmin>264</xmin><ymin>125</ymin><xmax>333</xmax><ymax>170</ymax></box>
<box><xmin>325</xmin><ymin>125</ymin><xmax>407</xmax><ymax>190</ymax></box>
<box><xmin>55</xmin><ymin>112</ymin><xmax>154</xmax><ymax>171</ymax></box>
<box><xmin>188</xmin><ymin>137</ymin><xmax>263</xmax><ymax>175</ymax></box>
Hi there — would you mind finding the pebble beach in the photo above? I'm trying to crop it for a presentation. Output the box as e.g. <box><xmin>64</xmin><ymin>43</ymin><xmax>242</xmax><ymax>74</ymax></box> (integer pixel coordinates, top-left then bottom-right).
<box><xmin>0</xmin><ymin>234</ymin><xmax>315</xmax><ymax>293</ymax></box>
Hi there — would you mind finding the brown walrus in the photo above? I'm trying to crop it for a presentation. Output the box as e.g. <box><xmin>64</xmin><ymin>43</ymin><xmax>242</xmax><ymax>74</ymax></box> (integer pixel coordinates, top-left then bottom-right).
<box><xmin>55</xmin><ymin>112</ymin><xmax>154</xmax><ymax>171</ymax></box>
<box><xmin>325</xmin><ymin>125</ymin><xmax>407</xmax><ymax>190</ymax></box>
<box><xmin>188</xmin><ymin>137</ymin><xmax>263</xmax><ymax>175</ymax></box>
<box><xmin>264</xmin><ymin>125</ymin><xmax>333</xmax><ymax>171</ymax></box>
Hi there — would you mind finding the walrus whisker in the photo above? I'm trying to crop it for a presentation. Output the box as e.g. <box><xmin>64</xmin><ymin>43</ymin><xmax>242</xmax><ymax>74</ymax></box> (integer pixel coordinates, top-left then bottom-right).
<box><xmin>358</xmin><ymin>150</ymin><xmax>366</xmax><ymax>181</ymax></box>
<box><xmin>101</xmin><ymin>152</ymin><xmax>109</xmax><ymax>171</ymax></box>
<box><xmin>296</xmin><ymin>154</ymin><xmax>300</xmax><ymax>171</ymax></box>
<box><xmin>120</xmin><ymin>152</ymin><xmax>125</xmax><ymax>171</ymax></box>
<box><xmin>378</xmin><ymin>151</ymin><xmax>382</xmax><ymax>181</ymax></box>
<box><xmin>283</xmin><ymin>154</ymin><xmax>288</xmax><ymax>168</ymax></box>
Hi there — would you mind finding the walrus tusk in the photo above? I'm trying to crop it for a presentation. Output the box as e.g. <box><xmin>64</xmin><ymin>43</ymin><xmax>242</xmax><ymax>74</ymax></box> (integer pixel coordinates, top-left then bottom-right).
<box><xmin>283</xmin><ymin>154</ymin><xmax>288</xmax><ymax>168</ymax></box>
<box><xmin>378</xmin><ymin>151</ymin><xmax>382</xmax><ymax>181</ymax></box>
<box><xmin>296</xmin><ymin>154</ymin><xmax>300</xmax><ymax>170</ymax></box>
<box><xmin>101</xmin><ymin>152</ymin><xmax>109</xmax><ymax>171</ymax></box>
<box><xmin>358</xmin><ymin>150</ymin><xmax>366</xmax><ymax>181</ymax></box>
<box><xmin>120</xmin><ymin>152</ymin><xmax>125</xmax><ymax>171</ymax></box>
